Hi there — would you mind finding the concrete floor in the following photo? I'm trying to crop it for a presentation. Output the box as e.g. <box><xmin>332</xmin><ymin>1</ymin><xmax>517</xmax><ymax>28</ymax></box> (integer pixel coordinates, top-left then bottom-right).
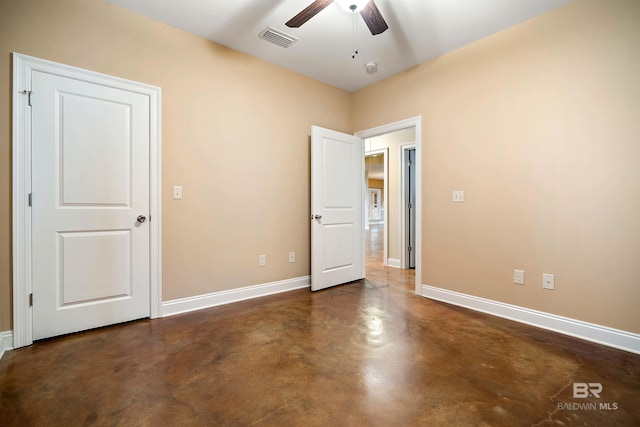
<box><xmin>1</xmin><ymin>224</ymin><xmax>639</xmax><ymax>426</ymax></box>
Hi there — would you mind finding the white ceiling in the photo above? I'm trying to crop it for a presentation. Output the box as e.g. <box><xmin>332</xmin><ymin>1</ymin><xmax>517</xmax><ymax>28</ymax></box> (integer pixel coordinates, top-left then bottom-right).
<box><xmin>107</xmin><ymin>0</ymin><xmax>571</xmax><ymax>92</ymax></box>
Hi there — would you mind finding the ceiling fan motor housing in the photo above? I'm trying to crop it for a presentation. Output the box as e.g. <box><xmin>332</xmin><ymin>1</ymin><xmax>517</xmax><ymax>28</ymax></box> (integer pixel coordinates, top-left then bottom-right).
<box><xmin>286</xmin><ymin>0</ymin><xmax>388</xmax><ymax>35</ymax></box>
<box><xmin>335</xmin><ymin>0</ymin><xmax>369</xmax><ymax>13</ymax></box>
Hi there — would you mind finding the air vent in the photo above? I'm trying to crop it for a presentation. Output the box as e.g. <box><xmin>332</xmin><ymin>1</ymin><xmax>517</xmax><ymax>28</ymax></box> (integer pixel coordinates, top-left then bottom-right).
<box><xmin>259</xmin><ymin>26</ymin><xmax>298</xmax><ymax>48</ymax></box>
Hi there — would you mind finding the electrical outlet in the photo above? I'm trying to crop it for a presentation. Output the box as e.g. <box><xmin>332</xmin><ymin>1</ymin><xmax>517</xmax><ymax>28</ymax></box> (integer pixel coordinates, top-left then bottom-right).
<box><xmin>289</xmin><ymin>252</ymin><xmax>296</xmax><ymax>263</ymax></box>
<box><xmin>514</xmin><ymin>269</ymin><xmax>525</xmax><ymax>285</ymax></box>
<box><xmin>543</xmin><ymin>273</ymin><xmax>555</xmax><ymax>290</ymax></box>
<box><xmin>453</xmin><ymin>190</ymin><xmax>465</xmax><ymax>202</ymax></box>
<box><xmin>259</xmin><ymin>254</ymin><xmax>266</xmax><ymax>267</ymax></box>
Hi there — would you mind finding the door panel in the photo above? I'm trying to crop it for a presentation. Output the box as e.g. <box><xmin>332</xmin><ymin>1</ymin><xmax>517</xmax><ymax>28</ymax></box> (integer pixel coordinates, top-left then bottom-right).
<box><xmin>311</xmin><ymin>126</ymin><xmax>364</xmax><ymax>291</ymax></box>
<box><xmin>32</xmin><ymin>70</ymin><xmax>150</xmax><ymax>340</ymax></box>
<box><xmin>60</xmin><ymin>93</ymin><xmax>132</xmax><ymax>206</ymax></box>
<box><xmin>59</xmin><ymin>230</ymin><xmax>132</xmax><ymax>305</ymax></box>
<box><xmin>323</xmin><ymin>223</ymin><xmax>355</xmax><ymax>270</ymax></box>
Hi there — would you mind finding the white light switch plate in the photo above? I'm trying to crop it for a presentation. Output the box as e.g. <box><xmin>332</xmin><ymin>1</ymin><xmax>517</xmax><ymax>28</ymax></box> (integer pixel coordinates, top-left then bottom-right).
<box><xmin>173</xmin><ymin>186</ymin><xmax>183</xmax><ymax>199</ymax></box>
<box><xmin>453</xmin><ymin>190</ymin><xmax>465</xmax><ymax>202</ymax></box>
<box><xmin>543</xmin><ymin>273</ymin><xmax>555</xmax><ymax>290</ymax></box>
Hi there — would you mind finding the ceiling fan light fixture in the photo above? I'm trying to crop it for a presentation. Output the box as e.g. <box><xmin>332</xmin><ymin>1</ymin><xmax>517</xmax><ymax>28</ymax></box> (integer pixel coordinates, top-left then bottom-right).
<box><xmin>334</xmin><ymin>0</ymin><xmax>369</xmax><ymax>13</ymax></box>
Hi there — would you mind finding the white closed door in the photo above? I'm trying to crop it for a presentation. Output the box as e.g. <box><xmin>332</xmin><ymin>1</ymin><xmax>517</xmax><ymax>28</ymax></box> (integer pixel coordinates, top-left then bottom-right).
<box><xmin>369</xmin><ymin>188</ymin><xmax>381</xmax><ymax>220</ymax></box>
<box><xmin>31</xmin><ymin>70</ymin><xmax>150</xmax><ymax>340</ymax></box>
<box><xmin>311</xmin><ymin>126</ymin><xmax>364</xmax><ymax>291</ymax></box>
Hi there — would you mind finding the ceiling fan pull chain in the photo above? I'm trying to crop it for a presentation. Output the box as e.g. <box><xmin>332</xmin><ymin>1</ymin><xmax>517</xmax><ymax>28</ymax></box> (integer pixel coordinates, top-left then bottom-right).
<box><xmin>352</xmin><ymin>12</ymin><xmax>359</xmax><ymax>59</ymax></box>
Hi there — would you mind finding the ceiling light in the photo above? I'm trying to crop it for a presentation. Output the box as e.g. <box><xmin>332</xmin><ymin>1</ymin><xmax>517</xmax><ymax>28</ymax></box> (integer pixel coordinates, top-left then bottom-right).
<box><xmin>334</xmin><ymin>0</ymin><xmax>369</xmax><ymax>13</ymax></box>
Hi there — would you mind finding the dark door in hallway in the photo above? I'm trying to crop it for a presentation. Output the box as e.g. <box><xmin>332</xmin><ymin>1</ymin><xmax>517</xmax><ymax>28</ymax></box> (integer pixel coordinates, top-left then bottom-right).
<box><xmin>405</xmin><ymin>148</ymin><xmax>416</xmax><ymax>269</ymax></box>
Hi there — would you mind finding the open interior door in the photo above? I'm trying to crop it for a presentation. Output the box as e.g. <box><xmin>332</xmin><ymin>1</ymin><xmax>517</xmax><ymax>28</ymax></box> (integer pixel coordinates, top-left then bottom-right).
<box><xmin>311</xmin><ymin>126</ymin><xmax>364</xmax><ymax>291</ymax></box>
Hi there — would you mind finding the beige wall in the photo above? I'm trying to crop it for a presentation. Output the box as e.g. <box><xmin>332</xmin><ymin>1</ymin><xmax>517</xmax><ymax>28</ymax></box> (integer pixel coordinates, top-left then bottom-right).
<box><xmin>367</xmin><ymin>128</ymin><xmax>416</xmax><ymax>262</ymax></box>
<box><xmin>353</xmin><ymin>0</ymin><xmax>640</xmax><ymax>333</ymax></box>
<box><xmin>0</xmin><ymin>0</ymin><xmax>351</xmax><ymax>331</ymax></box>
<box><xmin>2</xmin><ymin>0</ymin><xmax>638</xmax><ymax>336</ymax></box>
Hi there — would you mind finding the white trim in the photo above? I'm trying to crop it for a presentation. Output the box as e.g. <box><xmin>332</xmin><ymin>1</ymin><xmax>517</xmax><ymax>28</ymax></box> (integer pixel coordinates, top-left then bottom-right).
<box><xmin>387</xmin><ymin>258</ymin><xmax>401</xmax><ymax>268</ymax></box>
<box><xmin>12</xmin><ymin>53</ymin><xmax>162</xmax><ymax>348</ymax></box>
<box><xmin>356</xmin><ymin>116</ymin><xmax>422</xmax><ymax>295</ymax></box>
<box><xmin>0</xmin><ymin>331</ymin><xmax>13</xmax><ymax>361</ymax></box>
<box><xmin>422</xmin><ymin>284</ymin><xmax>640</xmax><ymax>355</ymax></box>
<box><xmin>162</xmin><ymin>276</ymin><xmax>311</xmax><ymax>317</ymax></box>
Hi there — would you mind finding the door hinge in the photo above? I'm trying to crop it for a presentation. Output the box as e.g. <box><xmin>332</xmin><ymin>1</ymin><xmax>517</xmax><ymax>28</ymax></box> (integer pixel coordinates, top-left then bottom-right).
<box><xmin>408</xmin><ymin>246</ymin><xmax>413</xmax><ymax>252</ymax></box>
<box><xmin>408</xmin><ymin>202</ymin><xmax>412</xmax><ymax>209</ymax></box>
<box><xmin>28</xmin><ymin>193</ymin><xmax>32</xmax><ymax>206</ymax></box>
<box><xmin>29</xmin><ymin>293</ymin><xmax>33</xmax><ymax>306</ymax></box>
<box><xmin>22</xmin><ymin>90</ymin><xmax>32</xmax><ymax>106</ymax></box>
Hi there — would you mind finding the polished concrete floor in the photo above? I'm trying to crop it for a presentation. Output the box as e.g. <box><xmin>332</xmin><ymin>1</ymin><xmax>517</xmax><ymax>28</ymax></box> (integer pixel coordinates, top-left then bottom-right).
<box><xmin>1</xmin><ymin>225</ymin><xmax>639</xmax><ymax>426</ymax></box>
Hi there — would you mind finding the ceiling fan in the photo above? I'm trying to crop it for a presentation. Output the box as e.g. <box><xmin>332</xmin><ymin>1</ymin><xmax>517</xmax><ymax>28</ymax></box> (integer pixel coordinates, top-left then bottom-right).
<box><xmin>286</xmin><ymin>0</ymin><xmax>389</xmax><ymax>35</ymax></box>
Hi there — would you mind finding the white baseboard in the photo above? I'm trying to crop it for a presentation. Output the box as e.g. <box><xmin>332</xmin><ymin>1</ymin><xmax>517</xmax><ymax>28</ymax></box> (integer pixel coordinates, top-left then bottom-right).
<box><xmin>0</xmin><ymin>330</ymin><xmax>13</xmax><ymax>361</ymax></box>
<box><xmin>162</xmin><ymin>276</ymin><xmax>310</xmax><ymax>317</ymax></box>
<box><xmin>422</xmin><ymin>284</ymin><xmax>640</xmax><ymax>355</ymax></box>
<box><xmin>387</xmin><ymin>258</ymin><xmax>401</xmax><ymax>268</ymax></box>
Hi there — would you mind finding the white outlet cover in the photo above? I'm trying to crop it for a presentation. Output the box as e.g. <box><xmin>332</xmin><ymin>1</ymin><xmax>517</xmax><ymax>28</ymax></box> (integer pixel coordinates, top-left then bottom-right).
<box><xmin>453</xmin><ymin>190</ymin><xmax>465</xmax><ymax>202</ymax></box>
<box><xmin>259</xmin><ymin>254</ymin><xmax>266</xmax><ymax>267</ymax></box>
<box><xmin>514</xmin><ymin>269</ymin><xmax>525</xmax><ymax>285</ymax></box>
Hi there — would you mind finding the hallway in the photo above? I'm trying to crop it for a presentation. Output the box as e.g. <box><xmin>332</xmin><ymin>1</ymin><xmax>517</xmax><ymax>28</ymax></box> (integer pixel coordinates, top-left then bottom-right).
<box><xmin>1</xmin><ymin>240</ymin><xmax>639</xmax><ymax>425</ymax></box>
<box><xmin>365</xmin><ymin>223</ymin><xmax>415</xmax><ymax>292</ymax></box>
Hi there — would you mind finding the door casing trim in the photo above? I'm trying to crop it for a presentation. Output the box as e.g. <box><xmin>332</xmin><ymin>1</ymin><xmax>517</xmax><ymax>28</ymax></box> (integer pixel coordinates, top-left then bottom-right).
<box><xmin>11</xmin><ymin>53</ymin><xmax>162</xmax><ymax>348</ymax></box>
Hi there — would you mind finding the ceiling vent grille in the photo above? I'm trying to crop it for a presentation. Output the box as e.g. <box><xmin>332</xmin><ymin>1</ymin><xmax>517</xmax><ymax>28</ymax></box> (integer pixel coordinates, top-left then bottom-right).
<box><xmin>259</xmin><ymin>26</ymin><xmax>298</xmax><ymax>48</ymax></box>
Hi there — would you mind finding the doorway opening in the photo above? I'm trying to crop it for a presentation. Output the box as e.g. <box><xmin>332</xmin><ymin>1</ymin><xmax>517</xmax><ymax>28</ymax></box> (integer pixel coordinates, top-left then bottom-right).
<box><xmin>365</xmin><ymin>148</ymin><xmax>387</xmax><ymax>270</ymax></box>
<box><xmin>357</xmin><ymin>117</ymin><xmax>422</xmax><ymax>294</ymax></box>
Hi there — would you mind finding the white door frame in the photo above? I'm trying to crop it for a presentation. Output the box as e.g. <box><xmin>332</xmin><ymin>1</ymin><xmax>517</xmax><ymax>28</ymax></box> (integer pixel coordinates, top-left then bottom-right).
<box><xmin>356</xmin><ymin>117</ymin><xmax>422</xmax><ymax>295</ymax></box>
<box><xmin>12</xmin><ymin>53</ymin><xmax>162</xmax><ymax>348</ymax></box>
<box><xmin>364</xmin><ymin>147</ymin><xmax>388</xmax><ymax>265</ymax></box>
<box><xmin>400</xmin><ymin>143</ymin><xmax>416</xmax><ymax>269</ymax></box>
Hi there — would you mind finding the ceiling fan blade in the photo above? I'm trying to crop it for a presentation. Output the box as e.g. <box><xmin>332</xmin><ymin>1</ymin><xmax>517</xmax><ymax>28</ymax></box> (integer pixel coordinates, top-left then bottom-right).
<box><xmin>286</xmin><ymin>0</ymin><xmax>334</xmax><ymax>28</ymax></box>
<box><xmin>360</xmin><ymin>0</ymin><xmax>388</xmax><ymax>35</ymax></box>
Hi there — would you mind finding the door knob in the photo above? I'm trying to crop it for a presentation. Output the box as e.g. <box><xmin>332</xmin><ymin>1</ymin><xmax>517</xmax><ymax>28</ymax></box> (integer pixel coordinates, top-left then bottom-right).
<box><xmin>137</xmin><ymin>215</ymin><xmax>147</xmax><ymax>223</ymax></box>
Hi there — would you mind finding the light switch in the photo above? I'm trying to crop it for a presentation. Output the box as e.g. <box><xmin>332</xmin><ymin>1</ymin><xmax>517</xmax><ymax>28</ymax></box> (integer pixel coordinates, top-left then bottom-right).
<box><xmin>173</xmin><ymin>186</ymin><xmax>183</xmax><ymax>200</ymax></box>
<box><xmin>453</xmin><ymin>190</ymin><xmax>464</xmax><ymax>202</ymax></box>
